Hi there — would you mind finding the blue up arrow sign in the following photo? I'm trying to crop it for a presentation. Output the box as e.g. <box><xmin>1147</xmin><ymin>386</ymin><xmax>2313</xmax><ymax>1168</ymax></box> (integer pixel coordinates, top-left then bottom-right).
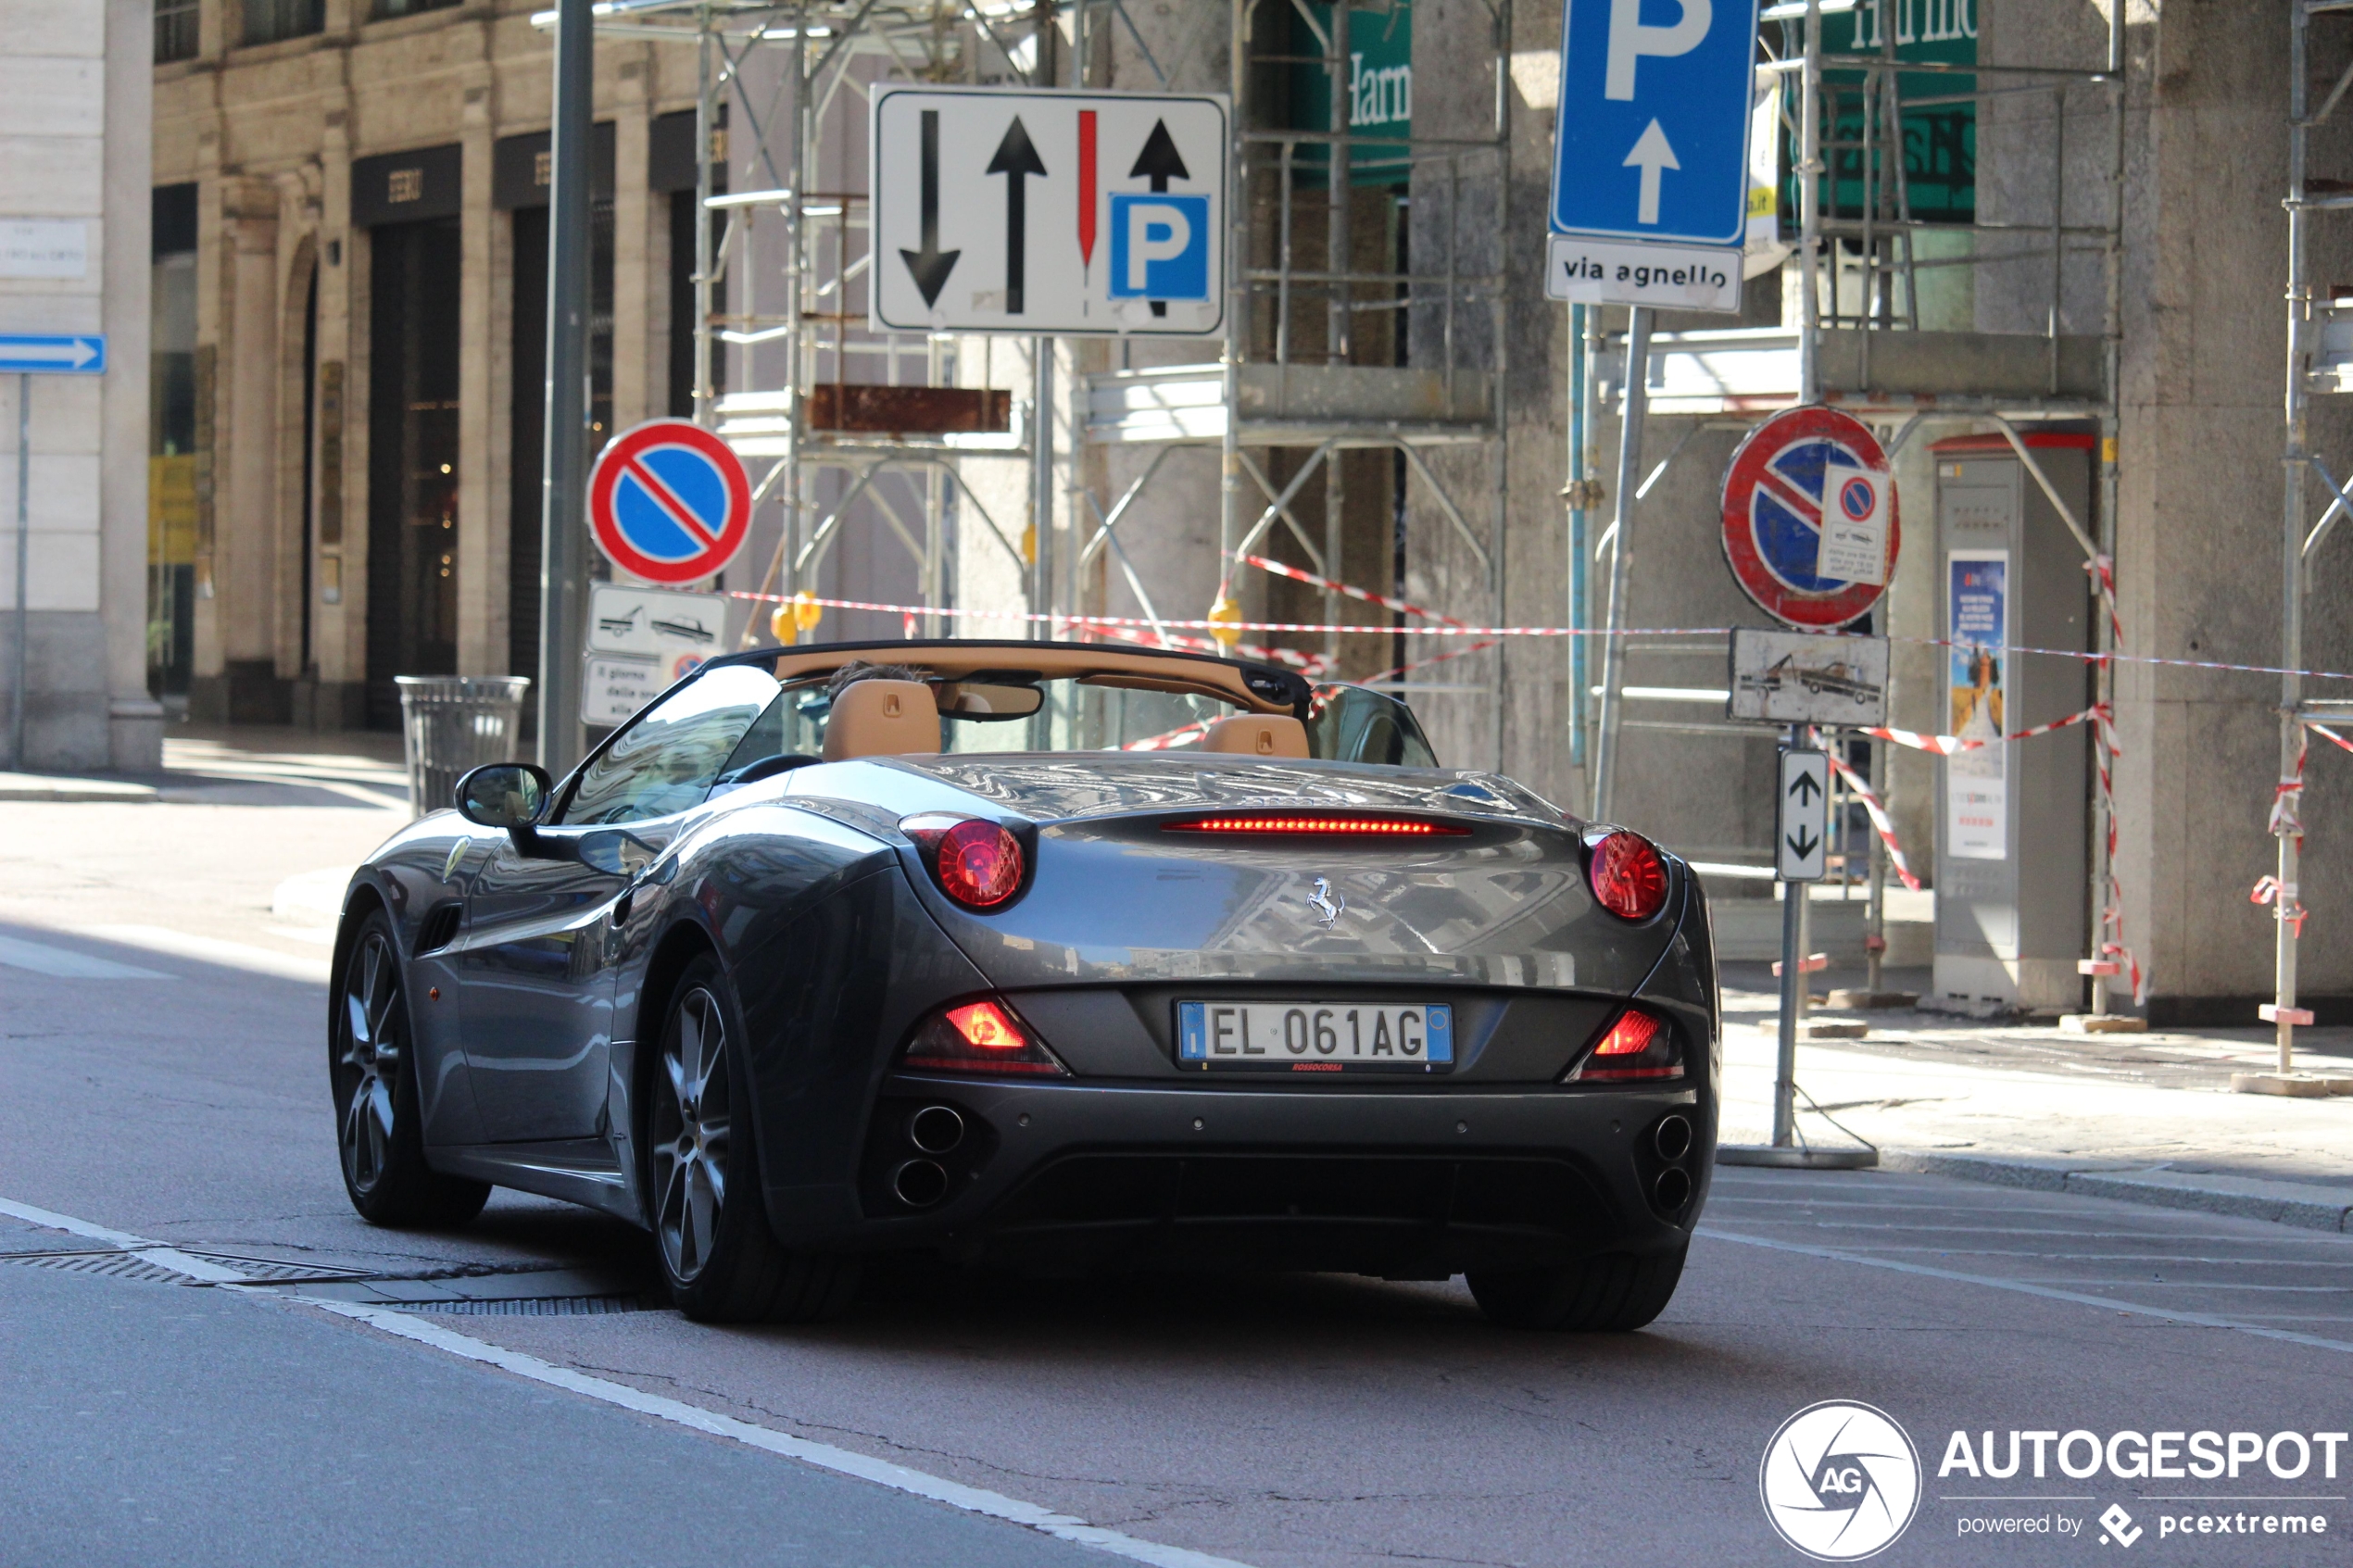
<box><xmin>1549</xmin><ymin>0</ymin><xmax>1761</xmax><ymax>246</ymax></box>
<box><xmin>0</xmin><ymin>333</ymin><xmax>106</xmax><ymax>375</ymax></box>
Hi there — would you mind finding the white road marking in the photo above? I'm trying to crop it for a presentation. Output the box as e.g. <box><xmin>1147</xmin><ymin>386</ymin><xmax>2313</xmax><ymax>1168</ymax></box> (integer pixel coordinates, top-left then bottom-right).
<box><xmin>0</xmin><ymin>934</ymin><xmax>173</xmax><ymax>980</ymax></box>
<box><xmin>1701</xmin><ymin>1226</ymin><xmax>2353</xmax><ymax>1355</ymax></box>
<box><xmin>0</xmin><ymin>1196</ymin><xmax>250</xmax><ymax>1284</ymax></box>
<box><xmin>0</xmin><ymin>1192</ymin><xmax>1256</xmax><ymax>1568</ymax></box>
<box><xmin>76</xmin><ymin>924</ymin><xmax>333</xmax><ymax>985</ymax></box>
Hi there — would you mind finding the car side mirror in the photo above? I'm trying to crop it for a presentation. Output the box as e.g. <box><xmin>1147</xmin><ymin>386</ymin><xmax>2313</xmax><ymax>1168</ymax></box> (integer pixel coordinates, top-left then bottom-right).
<box><xmin>454</xmin><ymin>762</ymin><xmax>552</xmax><ymax>838</ymax></box>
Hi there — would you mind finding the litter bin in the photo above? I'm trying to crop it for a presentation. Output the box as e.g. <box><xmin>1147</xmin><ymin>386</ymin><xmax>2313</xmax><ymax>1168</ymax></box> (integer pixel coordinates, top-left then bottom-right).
<box><xmin>395</xmin><ymin>675</ymin><xmax>532</xmax><ymax>819</ymax></box>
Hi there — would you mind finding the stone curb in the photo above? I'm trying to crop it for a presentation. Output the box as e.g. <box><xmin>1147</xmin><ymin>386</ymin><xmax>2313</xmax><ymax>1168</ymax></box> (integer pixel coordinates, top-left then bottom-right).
<box><xmin>0</xmin><ymin>772</ymin><xmax>158</xmax><ymax>803</ymax></box>
<box><xmin>1878</xmin><ymin>1149</ymin><xmax>2353</xmax><ymax>1234</ymax></box>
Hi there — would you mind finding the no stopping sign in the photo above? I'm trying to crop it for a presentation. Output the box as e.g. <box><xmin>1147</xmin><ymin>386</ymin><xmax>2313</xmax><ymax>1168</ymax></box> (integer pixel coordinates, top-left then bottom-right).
<box><xmin>587</xmin><ymin>420</ymin><xmax>752</xmax><ymax>585</ymax></box>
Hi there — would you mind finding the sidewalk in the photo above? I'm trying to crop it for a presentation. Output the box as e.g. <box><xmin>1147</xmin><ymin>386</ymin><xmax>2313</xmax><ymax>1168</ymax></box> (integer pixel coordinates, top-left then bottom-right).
<box><xmin>1717</xmin><ymin>961</ymin><xmax>2353</xmax><ymax>1232</ymax></box>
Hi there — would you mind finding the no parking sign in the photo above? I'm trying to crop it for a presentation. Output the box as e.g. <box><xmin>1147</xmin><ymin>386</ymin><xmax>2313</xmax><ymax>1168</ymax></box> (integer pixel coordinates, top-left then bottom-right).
<box><xmin>587</xmin><ymin>420</ymin><xmax>751</xmax><ymax>586</ymax></box>
<box><xmin>1720</xmin><ymin>407</ymin><xmax>1901</xmax><ymax>630</ymax></box>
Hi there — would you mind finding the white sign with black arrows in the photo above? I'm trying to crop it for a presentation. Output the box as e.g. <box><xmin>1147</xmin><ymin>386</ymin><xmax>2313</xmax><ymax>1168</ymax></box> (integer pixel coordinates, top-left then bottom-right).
<box><xmin>1778</xmin><ymin>747</ymin><xmax>1830</xmax><ymax>882</ymax></box>
<box><xmin>870</xmin><ymin>87</ymin><xmax>1228</xmax><ymax>337</ymax></box>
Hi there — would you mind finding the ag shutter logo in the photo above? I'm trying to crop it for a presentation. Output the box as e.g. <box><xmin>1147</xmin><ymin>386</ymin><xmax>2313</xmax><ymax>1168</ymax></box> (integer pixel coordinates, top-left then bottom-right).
<box><xmin>2099</xmin><ymin>1503</ymin><xmax>2143</xmax><ymax>1548</ymax></box>
<box><xmin>1761</xmin><ymin>1401</ymin><xmax>1923</xmax><ymax>1561</ymax></box>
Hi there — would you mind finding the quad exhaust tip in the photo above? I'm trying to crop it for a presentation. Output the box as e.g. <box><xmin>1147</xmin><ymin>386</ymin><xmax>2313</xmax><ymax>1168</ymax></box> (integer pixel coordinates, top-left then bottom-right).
<box><xmin>891</xmin><ymin>1158</ymin><xmax>950</xmax><ymax>1209</ymax></box>
<box><xmin>908</xmin><ymin>1104</ymin><xmax>965</xmax><ymax>1156</ymax></box>
<box><xmin>1654</xmin><ymin>1166</ymin><xmax>1692</xmax><ymax>1211</ymax></box>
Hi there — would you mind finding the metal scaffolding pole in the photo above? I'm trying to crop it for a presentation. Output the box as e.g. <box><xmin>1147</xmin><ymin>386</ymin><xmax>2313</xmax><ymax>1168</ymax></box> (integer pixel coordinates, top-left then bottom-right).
<box><xmin>2273</xmin><ymin>0</ymin><xmax>2316</xmax><ymax>1071</ymax></box>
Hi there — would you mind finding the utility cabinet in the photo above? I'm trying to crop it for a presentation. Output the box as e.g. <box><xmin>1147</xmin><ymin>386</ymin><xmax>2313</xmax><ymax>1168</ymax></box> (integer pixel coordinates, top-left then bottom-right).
<box><xmin>1930</xmin><ymin>434</ymin><xmax>2094</xmax><ymax>1011</ymax></box>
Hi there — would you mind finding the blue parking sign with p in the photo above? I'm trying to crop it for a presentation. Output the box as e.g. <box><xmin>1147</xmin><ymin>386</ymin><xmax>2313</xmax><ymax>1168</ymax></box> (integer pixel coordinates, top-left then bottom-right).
<box><xmin>1551</xmin><ymin>0</ymin><xmax>1761</xmax><ymax>245</ymax></box>
<box><xmin>1109</xmin><ymin>194</ymin><xmax>1210</xmax><ymax>301</ymax></box>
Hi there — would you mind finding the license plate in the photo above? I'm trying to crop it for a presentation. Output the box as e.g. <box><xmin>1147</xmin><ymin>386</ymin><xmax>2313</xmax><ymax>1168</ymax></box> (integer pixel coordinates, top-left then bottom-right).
<box><xmin>1176</xmin><ymin>1001</ymin><xmax>1453</xmax><ymax>1073</ymax></box>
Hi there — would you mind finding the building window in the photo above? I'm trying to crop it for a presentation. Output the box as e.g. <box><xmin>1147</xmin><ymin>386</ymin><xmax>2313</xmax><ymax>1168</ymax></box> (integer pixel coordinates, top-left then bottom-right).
<box><xmin>372</xmin><ymin>0</ymin><xmax>460</xmax><ymax>18</ymax></box>
<box><xmin>244</xmin><ymin>0</ymin><xmax>324</xmax><ymax>44</ymax></box>
<box><xmin>155</xmin><ymin>0</ymin><xmax>199</xmax><ymax>62</ymax></box>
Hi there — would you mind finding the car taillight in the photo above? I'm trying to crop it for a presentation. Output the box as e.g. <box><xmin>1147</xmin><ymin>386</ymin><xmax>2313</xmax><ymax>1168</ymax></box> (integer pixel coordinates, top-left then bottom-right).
<box><xmin>901</xmin><ymin>814</ymin><xmax>1025</xmax><ymax>909</ymax></box>
<box><xmin>1587</xmin><ymin>829</ymin><xmax>1668</xmax><ymax>921</ymax></box>
<box><xmin>1567</xmin><ymin>1008</ymin><xmax>1683</xmax><ymax>1083</ymax></box>
<box><xmin>900</xmin><ymin>998</ymin><xmax>1066</xmax><ymax>1076</ymax></box>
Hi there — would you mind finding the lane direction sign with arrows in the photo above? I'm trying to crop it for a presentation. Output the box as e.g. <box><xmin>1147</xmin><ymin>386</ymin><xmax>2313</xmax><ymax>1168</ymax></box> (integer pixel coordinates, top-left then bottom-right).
<box><xmin>1778</xmin><ymin>746</ymin><xmax>1830</xmax><ymax>882</ymax></box>
<box><xmin>872</xmin><ymin>88</ymin><xmax>1227</xmax><ymax>337</ymax></box>
<box><xmin>1543</xmin><ymin>0</ymin><xmax>1761</xmax><ymax>313</ymax></box>
<box><xmin>0</xmin><ymin>333</ymin><xmax>106</xmax><ymax>375</ymax></box>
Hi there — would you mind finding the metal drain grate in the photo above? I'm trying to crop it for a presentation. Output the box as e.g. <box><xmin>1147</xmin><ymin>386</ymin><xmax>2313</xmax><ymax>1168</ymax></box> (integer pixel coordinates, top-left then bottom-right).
<box><xmin>182</xmin><ymin>1251</ymin><xmax>377</xmax><ymax>1284</ymax></box>
<box><xmin>405</xmin><ymin>1294</ymin><xmax>663</xmax><ymax>1317</ymax></box>
<box><xmin>3</xmin><ymin>1249</ymin><xmax>190</xmax><ymax>1284</ymax></box>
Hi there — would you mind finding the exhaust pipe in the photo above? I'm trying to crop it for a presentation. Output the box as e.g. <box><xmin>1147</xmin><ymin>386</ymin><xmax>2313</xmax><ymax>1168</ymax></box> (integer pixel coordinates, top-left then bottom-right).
<box><xmin>891</xmin><ymin>1159</ymin><xmax>950</xmax><ymax>1209</ymax></box>
<box><xmin>908</xmin><ymin>1104</ymin><xmax>966</xmax><ymax>1155</ymax></box>
<box><xmin>1654</xmin><ymin>1166</ymin><xmax>1692</xmax><ymax>1211</ymax></box>
<box><xmin>1652</xmin><ymin>1113</ymin><xmax>1692</xmax><ymax>1163</ymax></box>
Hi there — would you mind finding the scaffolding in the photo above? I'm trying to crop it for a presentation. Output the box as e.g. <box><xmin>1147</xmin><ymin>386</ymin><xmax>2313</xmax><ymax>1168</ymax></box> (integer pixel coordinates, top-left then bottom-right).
<box><xmin>1592</xmin><ymin>0</ymin><xmax>2130</xmax><ymax>1015</ymax></box>
<box><xmin>2271</xmin><ymin>0</ymin><xmax>2353</xmax><ymax>1070</ymax></box>
<box><xmin>551</xmin><ymin>0</ymin><xmax>1515</xmax><ymax>761</ymax></box>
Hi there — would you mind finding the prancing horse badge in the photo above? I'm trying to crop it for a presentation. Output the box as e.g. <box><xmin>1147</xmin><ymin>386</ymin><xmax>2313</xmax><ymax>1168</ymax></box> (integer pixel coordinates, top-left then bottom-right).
<box><xmin>1307</xmin><ymin>877</ymin><xmax>1345</xmax><ymax>930</ymax></box>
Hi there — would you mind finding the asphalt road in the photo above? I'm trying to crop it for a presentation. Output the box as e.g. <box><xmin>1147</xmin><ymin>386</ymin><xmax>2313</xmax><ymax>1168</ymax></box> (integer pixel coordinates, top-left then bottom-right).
<box><xmin>6</xmin><ymin>770</ymin><xmax>2353</xmax><ymax>1566</ymax></box>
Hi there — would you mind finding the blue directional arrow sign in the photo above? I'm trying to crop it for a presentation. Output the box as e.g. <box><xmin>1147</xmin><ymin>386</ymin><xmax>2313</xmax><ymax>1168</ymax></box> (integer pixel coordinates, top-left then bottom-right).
<box><xmin>1550</xmin><ymin>0</ymin><xmax>1762</xmax><ymax>245</ymax></box>
<box><xmin>0</xmin><ymin>333</ymin><xmax>106</xmax><ymax>375</ymax></box>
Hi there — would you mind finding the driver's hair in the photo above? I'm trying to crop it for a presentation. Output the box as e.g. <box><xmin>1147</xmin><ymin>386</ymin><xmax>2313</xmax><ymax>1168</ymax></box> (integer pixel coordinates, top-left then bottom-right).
<box><xmin>825</xmin><ymin>659</ymin><xmax>927</xmax><ymax>698</ymax></box>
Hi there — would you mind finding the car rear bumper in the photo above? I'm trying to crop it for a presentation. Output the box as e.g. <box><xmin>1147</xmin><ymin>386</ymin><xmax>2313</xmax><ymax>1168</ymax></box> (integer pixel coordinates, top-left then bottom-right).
<box><xmin>775</xmin><ymin>1074</ymin><xmax>1714</xmax><ymax>1274</ymax></box>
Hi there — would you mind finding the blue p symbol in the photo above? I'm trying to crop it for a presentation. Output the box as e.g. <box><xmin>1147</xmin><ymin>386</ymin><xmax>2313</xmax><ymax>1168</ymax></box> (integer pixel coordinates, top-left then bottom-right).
<box><xmin>1109</xmin><ymin>194</ymin><xmax>1209</xmax><ymax>300</ymax></box>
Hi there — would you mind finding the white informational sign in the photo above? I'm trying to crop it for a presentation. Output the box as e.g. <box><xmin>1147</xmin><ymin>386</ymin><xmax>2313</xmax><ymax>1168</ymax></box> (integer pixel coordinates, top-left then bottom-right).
<box><xmin>869</xmin><ymin>88</ymin><xmax>1228</xmax><ymax>337</ymax></box>
<box><xmin>1544</xmin><ymin>232</ymin><xmax>1742</xmax><ymax>312</ymax></box>
<box><xmin>0</xmin><ymin>220</ymin><xmax>88</xmax><ymax>280</ymax></box>
<box><xmin>1778</xmin><ymin>747</ymin><xmax>1830</xmax><ymax>882</ymax></box>
<box><xmin>1816</xmin><ymin>459</ymin><xmax>1894</xmax><ymax>586</ymax></box>
<box><xmin>1742</xmin><ymin>72</ymin><xmax>1790</xmax><ymax>280</ymax></box>
<box><xmin>582</xmin><ymin>583</ymin><xmax>727</xmax><ymax>726</ymax></box>
<box><xmin>1729</xmin><ymin>627</ymin><xmax>1889</xmax><ymax>727</ymax></box>
<box><xmin>1944</xmin><ymin>550</ymin><xmax>2008</xmax><ymax>861</ymax></box>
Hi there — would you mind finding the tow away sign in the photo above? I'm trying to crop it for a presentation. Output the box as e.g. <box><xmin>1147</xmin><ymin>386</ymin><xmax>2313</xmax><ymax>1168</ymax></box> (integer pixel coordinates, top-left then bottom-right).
<box><xmin>870</xmin><ymin>88</ymin><xmax>1228</xmax><ymax>337</ymax></box>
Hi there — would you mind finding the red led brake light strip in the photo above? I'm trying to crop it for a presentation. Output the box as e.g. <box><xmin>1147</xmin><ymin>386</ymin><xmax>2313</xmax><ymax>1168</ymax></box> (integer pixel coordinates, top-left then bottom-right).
<box><xmin>1164</xmin><ymin>816</ymin><xmax>1468</xmax><ymax>836</ymax></box>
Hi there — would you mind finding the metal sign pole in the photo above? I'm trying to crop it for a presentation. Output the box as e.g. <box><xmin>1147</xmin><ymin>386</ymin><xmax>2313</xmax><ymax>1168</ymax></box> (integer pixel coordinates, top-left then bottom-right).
<box><xmin>11</xmin><ymin>372</ymin><xmax>26</xmax><ymax>771</ymax></box>
<box><xmin>1773</xmin><ymin>721</ymin><xmax>1806</xmax><ymax>1145</ymax></box>
<box><xmin>536</xmin><ymin>0</ymin><xmax>592</xmax><ymax>777</ymax></box>
<box><xmin>1590</xmin><ymin>306</ymin><xmax>1652</xmax><ymax>822</ymax></box>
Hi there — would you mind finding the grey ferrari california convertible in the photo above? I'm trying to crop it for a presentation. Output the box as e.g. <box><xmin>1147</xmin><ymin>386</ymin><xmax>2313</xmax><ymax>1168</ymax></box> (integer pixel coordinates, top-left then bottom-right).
<box><xmin>331</xmin><ymin>640</ymin><xmax>1717</xmax><ymax>1329</ymax></box>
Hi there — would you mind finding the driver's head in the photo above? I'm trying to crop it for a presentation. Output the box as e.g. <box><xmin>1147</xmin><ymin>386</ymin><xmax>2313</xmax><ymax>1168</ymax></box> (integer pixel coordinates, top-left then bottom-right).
<box><xmin>826</xmin><ymin>659</ymin><xmax>926</xmax><ymax>699</ymax></box>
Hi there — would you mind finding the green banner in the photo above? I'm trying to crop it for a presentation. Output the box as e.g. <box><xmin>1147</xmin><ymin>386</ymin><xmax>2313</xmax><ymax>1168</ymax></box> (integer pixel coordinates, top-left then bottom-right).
<box><xmin>1286</xmin><ymin>1</ymin><xmax>1412</xmax><ymax>188</ymax></box>
<box><xmin>1798</xmin><ymin>0</ymin><xmax>1977</xmax><ymax>224</ymax></box>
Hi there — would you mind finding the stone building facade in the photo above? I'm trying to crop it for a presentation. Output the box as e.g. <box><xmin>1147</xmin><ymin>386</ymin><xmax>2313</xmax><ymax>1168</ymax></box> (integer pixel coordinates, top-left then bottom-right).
<box><xmin>1</xmin><ymin>0</ymin><xmax>159</xmax><ymax>771</ymax></box>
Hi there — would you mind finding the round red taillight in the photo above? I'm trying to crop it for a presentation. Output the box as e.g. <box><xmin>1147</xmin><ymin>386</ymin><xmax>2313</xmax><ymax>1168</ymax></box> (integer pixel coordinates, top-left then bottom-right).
<box><xmin>1587</xmin><ymin>830</ymin><xmax>1668</xmax><ymax>921</ymax></box>
<box><xmin>934</xmin><ymin>819</ymin><xmax>1024</xmax><ymax>909</ymax></box>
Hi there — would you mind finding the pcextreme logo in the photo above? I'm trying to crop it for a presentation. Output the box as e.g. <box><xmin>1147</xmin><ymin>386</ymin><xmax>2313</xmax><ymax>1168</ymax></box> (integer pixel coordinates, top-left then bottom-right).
<box><xmin>1760</xmin><ymin>1400</ymin><xmax>1924</xmax><ymax>1561</ymax></box>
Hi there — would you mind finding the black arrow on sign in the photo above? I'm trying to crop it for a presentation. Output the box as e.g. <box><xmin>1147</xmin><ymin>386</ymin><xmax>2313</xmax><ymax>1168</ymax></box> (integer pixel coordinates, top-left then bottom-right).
<box><xmin>986</xmin><ymin>115</ymin><xmax>1047</xmax><ymax>315</ymax></box>
<box><xmin>1786</xmin><ymin>769</ymin><xmax>1824</xmax><ymax>805</ymax></box>
<box><xmin>899</xmin><ymin>109</ymin><xmax>961</xmax><ymax>308</ymax></box>
<box><xmin>1129</xmin><ymin>119</ymin><xmax>1190</xmax><ymax>318</ymax></box>
<box><xmin>1786</xmin><ymin>827</ymin><xmax>1821</xmax><ymax>862</ymax></box>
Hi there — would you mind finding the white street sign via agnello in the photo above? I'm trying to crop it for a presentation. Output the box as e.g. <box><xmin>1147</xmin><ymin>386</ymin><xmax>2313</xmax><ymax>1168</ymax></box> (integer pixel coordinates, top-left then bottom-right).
<box><xmin>1778</xmin><ymin>747</ymin><xmax>1830</xmax><ymax>882</ymax></box>
<box><xmin>870</xmin><ymin>88</ymin><xmax>1228</xmax><ymax>337</ymax></box>
<box><xmin>1544</xmin><ymin>0</ymin><xmax>1762</xmax><ymax>314</ymax></box>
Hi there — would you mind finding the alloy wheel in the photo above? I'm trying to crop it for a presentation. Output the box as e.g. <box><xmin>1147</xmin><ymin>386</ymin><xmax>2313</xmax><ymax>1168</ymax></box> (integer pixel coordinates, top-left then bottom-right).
<box><xmin>336</xmin><ymin>929</ymin><xmax>404</xmax><ymax>1197</ymax></box>
<box><xmin>652</xmin><ymin>986</ymin><xmax>732</xmax><ymax>1283</ymax></box>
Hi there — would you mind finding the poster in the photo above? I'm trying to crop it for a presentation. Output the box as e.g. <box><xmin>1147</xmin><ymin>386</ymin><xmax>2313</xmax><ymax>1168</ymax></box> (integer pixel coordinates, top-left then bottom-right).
<box><xmin>1945</xmin><ymin>550</ymin><xmax>2007</xmax><ymax>860</ymax></box>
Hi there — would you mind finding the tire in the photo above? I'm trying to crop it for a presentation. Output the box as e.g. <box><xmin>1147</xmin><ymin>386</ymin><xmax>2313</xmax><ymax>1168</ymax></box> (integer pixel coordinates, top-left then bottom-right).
<box><xmin>1467</xmin><ymin>1248</ymin><xmax>1687</xmax><ymax>1332</ymax></box>
<box><xmin>646</xmin><ymin>954</ymin><xmax>860</xmax><ymax>1324</ymax></box>
<box><xmin>331</xmin><ymin>909</ymin><xmax>492</xmax><ymax>1228</ymax></box>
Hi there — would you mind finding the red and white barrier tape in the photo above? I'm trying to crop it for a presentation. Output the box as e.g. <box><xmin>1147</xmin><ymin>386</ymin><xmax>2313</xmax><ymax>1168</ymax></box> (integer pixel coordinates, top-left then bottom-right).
<box><xmin>1236</xmin><ymin>554</ymin><xmax>1471</xmax><ymax>628</ymax></box>
<box><xmin>1807</xmin><ymin>733</ymin><xmax>1924</xmax><ymax>894</ymax></box>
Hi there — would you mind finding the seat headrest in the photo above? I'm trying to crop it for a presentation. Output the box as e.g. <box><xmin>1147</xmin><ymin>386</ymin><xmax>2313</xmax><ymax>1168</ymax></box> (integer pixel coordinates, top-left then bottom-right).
<box><xmin>822</xmin><ymin>680</ymin><xmax>941</xmax><ymax>761</ymax></box>
<box><xmin>1199</xmin><ymin>715</ymin><xmax>1310</xmax><ymax>759</ymax></box>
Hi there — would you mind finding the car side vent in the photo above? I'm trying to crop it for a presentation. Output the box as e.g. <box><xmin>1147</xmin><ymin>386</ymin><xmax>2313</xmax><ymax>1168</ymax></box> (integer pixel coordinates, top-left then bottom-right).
<box><xmin>415</xmin><ymin>902</ymin><xmax>462</xmax><ymax>956</ymax></box>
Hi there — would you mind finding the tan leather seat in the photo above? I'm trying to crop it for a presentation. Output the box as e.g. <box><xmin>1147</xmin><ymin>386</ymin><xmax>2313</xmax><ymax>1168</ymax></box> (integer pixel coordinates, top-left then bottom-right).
<box><xmin>822</xmin><ymin>680</ymin><xmax>941</xmax><ymax>760</ymax></box>
<box><xmin>1199</xmin><ymin>715</ymin><xmax>1310</xmax><ymax>759</ymax></box>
